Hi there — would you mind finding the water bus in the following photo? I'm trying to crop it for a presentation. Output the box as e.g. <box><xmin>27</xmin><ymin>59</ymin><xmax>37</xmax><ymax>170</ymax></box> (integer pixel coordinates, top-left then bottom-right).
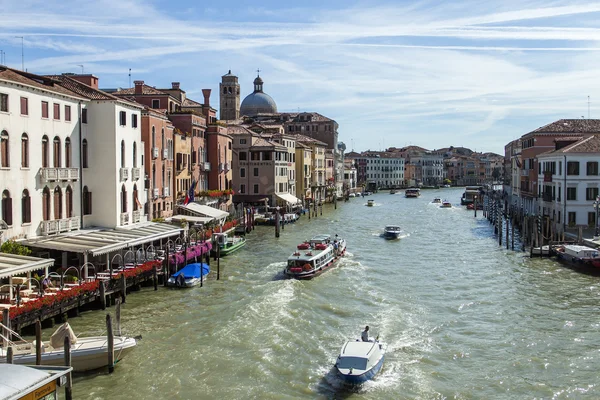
<box><xmin>284</xmin><ymin>234</ymin><xmax>347</xmax><ymax>279</ymax></box>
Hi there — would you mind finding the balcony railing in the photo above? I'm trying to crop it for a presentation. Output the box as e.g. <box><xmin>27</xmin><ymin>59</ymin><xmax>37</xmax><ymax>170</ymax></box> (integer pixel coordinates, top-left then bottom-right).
<box><xmin>131</xmin><ymin>167</ymin><xmax>140</xmax><ymax>181</ymax></box>
<box><xmin>120</xmin><ymin>167</ymin><xmax>129</xmax><ymax>181</ymax></box>
<box><xmin>153</xmin><ymin>188</ymin><xmax>160</xmax><ymax>198</ymax></box>
<box><xmin>163</xmin><ymin>187</ymin><xmax>170</xmax><ymax>197</ymax></box>
<box><xmin>132</xmin><ymin>210</ymin><xmax>141</xmax><ymax>224</ymax></box>
<box><xmin>120</xmin><ymin>212</ymin><xmax>129</xmax><ymax>226</ymax></box>
<box><xmin>224</xmin><ymin>162</ymin><xmax>230</xmax><ymax>172</ymax></box>
<box><xmin>152</xmin><ymin>147</ymin><xmax>159</xmax><ymax>159</ymax></box>
<box><xmin>41</xmin><ymin>167</ymin><xmax>79</xmax><ymax>182</ymax></box>
<box><xmin>521</xmin><ymin>170</ymin><xmax>529</xmax><ymax>176</ymax></box>
<box><xmin>201</xmin><ymin>162</ymin><xmax>211</xmax><ymax>172</ymax></box>
<box><xmin>289</xmin><ymin>179</ymin><xmax>295</xmax><ymax>185</ymax></box>
<box><xmin>40</xmin><ymin>216</ymin><xmax>80</xmax><ymax>236</ymax></box>
<box><xmin>218</xmin><ymin>162</ymin><xmax>224</xmax><ymax>172</ymax></box>
<box><xmin>163</xmin><ymin>149</ymin><xmax>168</xmax><ymax>159</ymax></box>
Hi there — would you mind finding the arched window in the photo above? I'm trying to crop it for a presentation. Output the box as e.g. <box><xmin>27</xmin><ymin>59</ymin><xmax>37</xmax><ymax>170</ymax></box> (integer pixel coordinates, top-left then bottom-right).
<box><xmin>161</xmin><ymin>128</ymin><xmax>165</xmax><ymax>152</ymax></box>
<box><xmin>82</xmin><ymin>139</ymin><xmax>88</xmax><ymax>168</ymax></box>
<box><xmin>1</xmin><ymin>131</ymin><xmax>9</xmax><ymax>168</ymax></box>
<box><xmin>53</xmin><ymin>136</ymin><xmax>61</xmax><ymax>167</ymax></box>
<box><xmin>42</xmin><ymin>186</ymin><xmax>50</xmax><ymax>221</ymax></box>
<box><xmin>82</xmin><ymin>186</ymin><xmax>92</xmax><ymax>215</ymax></box>
<box><xmin>65</xmin><ymin>138</ymin><xmax>71</xmax><ymax>168</ymax></box>
<box><xmin>133</xmin><ymin>142</ymin><xmax>137</xmax><ymax>168</ymax></box>
<box><xmin>133</xmin><ymin>184</ymin><xmax>138</xmax><ymax>211</ymax></box>
<box><xmin>167</xmin><ymin>170</ymin><xmax>171</xmax><ymax>191</ymax></box>
<box><xmin>121</xmin><ymin>185</ymin><xmax>127</xmax><ymax>213</ymax></box>
<box><xmin>21</xmin><ymin>133</ymin><xmax>28</xmax><ymax>168</ymax></box>
<box><xmin>223</xmin><ymin>87</ymin><xmax>227</xmax><ymax>94</ymax></box>
<box><xmin>151</xmin><ymin>126</ymin><xmax>156</xmax><ymax>148</ymax></box>
<box><xmin>21</xmin><ymin>189</ymin><xmax>31</xmax><ymax>224</ymax></box>
<box><xmin>152</xmin><ymin>164</ymin><xmax>156</xmax><ymax>188</ymax></box>
<box><xmin>162</xmin><ymin>165</ymin><xmax>165</xmax><ymax>188</ymax></box>
<box><xmin>121</xmin><ymin>140</ymin><xmax>125</xmax><ymax>168</ymax></box>
<box><xmin>1</xmin><ymin>190</ymin><xmax>12</xmax><ymax>226</ymax></box>
<box><xmin>65</xmin><ymin>186</ymin><xmax>73</xmax><ymax>218</ymax></box>
<box><xmin>53</xmin><ymin>186</ymin><xmax>62</xmax><ymax>220</ymax></box>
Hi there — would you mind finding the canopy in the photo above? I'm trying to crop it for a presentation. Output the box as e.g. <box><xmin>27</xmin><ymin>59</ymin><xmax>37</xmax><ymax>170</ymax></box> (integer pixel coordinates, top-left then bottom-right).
<box><xmin>173</xmin><ymin>263</ymin><xmax>210</xmax><ymax>278</ymax></box>
<box><xmin>0</xmin><ymin>253</ymin><xmax>54</xmax><ymax>280</ymax></box>
<box><xmin>180</xmin><ymin>203</ymin><xmax>229</xmax><ymax>219</ymax></box>
<box><xmin>170</xmin><ymin>215</ymin><xmax>213</xmax><ymax>224</ymax></box>
<box><xmin>276</xmin><ymin>193</ymin><xmax>301</xmax><ymax>205</ymax></box>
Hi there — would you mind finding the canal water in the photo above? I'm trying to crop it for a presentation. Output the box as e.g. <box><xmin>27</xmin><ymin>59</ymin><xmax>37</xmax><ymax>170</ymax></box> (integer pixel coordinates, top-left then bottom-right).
<box><xmin>61</xmin><ymin>188</ymin><xmax>599</xmax><ymax>399</ymax></box>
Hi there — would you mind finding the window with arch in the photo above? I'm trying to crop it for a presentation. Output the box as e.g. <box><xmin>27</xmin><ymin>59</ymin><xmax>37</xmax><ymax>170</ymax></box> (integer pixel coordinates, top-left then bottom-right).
<box><xmin>42</xmin><ymin>187</ymin><xmax>51</xmax><ymax>221</ymax></box>
<box><xmin>65</xmin><ymin>138</ymin><xmax>72</xmax><ymax>168</ymax></box>
<box><xmin>1</xmin><ymin>130</ymin><xmax>9</xmax><ymax>168</ymax></box>
<box><xmin>42</xmin><ymin>135</ymin><xmax>49</xmax><ymax>168</ymax></box>
<box><xmin>53</xmin><ymin>136</ymin><xmax>61</xmax><ymax>168</ymax></box>
<box><xmin>133</xmin><ymin>142</ymin><xmax>137</xmax><ymax>168</ymax></box>
<box><xmin>53</xmin><ymin>186</ymin><xmax>62</xmax><ymax>220</ymax></box>
<box><xmin>82</xmin><ymin>186</ymin><xmax>92</xmax><ymax>215</ymax></box>
<box><xmin>223</xmin><ymin>87</ymin><xmax>227</xmax><ymax>94</ymax></box>
<box><xmin>121</xmin><ymin>140</ymin><xmax>125</xmax><ymax>168</ymax></box>
<box><xmin>1</xmin><ymin>190</ymin><xmax>12</xmax><ymax>226</ymax></box>
<box><xmin>152</xmin><ymin>126</ymin><xmax>156</xmax><ymax>148</ymax></box>
<box><xmin>21</xmin><ymin>189</ymin><xmax>31</xmax><ymax>224</ymax></box>
<box><xmin>152</xmin><ymin>164</ymin><xmax>156</xmax><ymax>188</ymax></box>
<box><xmin>162</xmin><ymin>165</ymin><xmax>165</xmax><ymax>187</ymax></box>
<box><xmin>82</xmin><ymin>139</ymin><xmax>88</xmax><ymax>168</ymax></box>
<box><xmin>167</xmin><ymin>170</ymin><xmax>171</xmax><ymax>190</ymax></box>
<box><xmin>21</xmin><ymin>133</ymin><xmax>28</xmax><ymax>168</ymax></box>
<box><xmin>133</xmin><ymin>184</ymin><xmax>138</xmax><ymax>211</ymax></box>
<box><xmin>161</xmin><ymin>128</ymin><xmax>165</xmax><ymax>151</ymax></box>
<box><xmin>121</xmin><ymin>185</ymin><xmax>127</xmax><ymax>213</ymax></box>
<box><xmin>65</xmin><ymin>186</ymin><xmax>73</xmax><ymax>218</ymax></box>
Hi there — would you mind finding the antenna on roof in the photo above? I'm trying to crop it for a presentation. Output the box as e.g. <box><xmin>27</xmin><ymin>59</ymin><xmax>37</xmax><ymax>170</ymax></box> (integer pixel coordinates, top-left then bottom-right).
<box><xmin>588</xmin><ymin>95</ymin><xmax>591</xmax><ymax>119</ymax></box>
<box><xmin>77</xmin><ymin>64</ymin><xmax>84</xmax><ymax>74</ymax></box>
<box><xmin>128</xmin><ymin>68</ymin><xmax>131</xmax><ymax>88</ymax></box>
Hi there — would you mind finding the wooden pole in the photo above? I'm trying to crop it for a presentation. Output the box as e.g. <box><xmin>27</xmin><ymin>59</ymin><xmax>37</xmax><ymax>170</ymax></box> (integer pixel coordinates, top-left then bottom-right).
<box><xmin>163</xmin><ymin>246</ymin><xmax>170</xmax><ymax>287</ymax></box>
<box><xmin>275</xmin><ymin>211</ymin><xmax>280</xmax><ymax>238</ymax></box>
<box><xmin>6</xmin><ymin>346</ymin><xmax>13</xmax><ymax>364</ymax></box>
<box><xmin>64</xmin><ymin>335</ymin><xmax>73</xmax><ymax>400</ymax></box>
<box><xmin>120</xmin><ymin>274</ymin><xmax>126</xmax><ymax>303</ymax></box>
<box><xmin>474</xmin><ymin>198</ymin><xmax>477</xmax><ymax>218</ymax></box>
<box><xmin>106</xmin><ymin>314</ymin><xmax>114</xmax><ymax>373</ymax></box>
<box><xmin>2</xmin><ymin>309</ymin><xmax>9</xmax><ymax>348</ymax></box>
<box><xmin>115</xmin><ymin>298</ymin><xmax>121</xmax><ymax>337</ymax></box>
<box><xmin>506</xmin><ymin>213</ymin><xmax>509</xmax><ymax>250</ymax></box>
<box><xmin>99</xmin><ymin>280</ymin><xmax>106</xmax><ymax>310</ymax></box>
<box><xmin>217</xmin><ymin>242</ymin><xmax>221</xmax><ymax>280</ymax></box>
<box><xmin>153</xmin><ymin>265</ymin><xmax>158</xmax><ymax>290</ymax></box>
<box><xmin>511</xmin><ymin>218</ymin><xmax>515</xmax><ymax>250</ymax></box>
<box><xmin>35</xmin><ymin>320</ymin><xmax>42</xmax><ymax>365</ymax></box>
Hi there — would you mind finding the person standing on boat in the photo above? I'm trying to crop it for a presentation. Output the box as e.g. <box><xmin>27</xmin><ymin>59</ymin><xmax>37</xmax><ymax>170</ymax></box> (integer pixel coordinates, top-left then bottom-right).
<box><xmin>361</xmin><ymin>326</ymin><xmax>370</xmax><ymax>342</ymax></box>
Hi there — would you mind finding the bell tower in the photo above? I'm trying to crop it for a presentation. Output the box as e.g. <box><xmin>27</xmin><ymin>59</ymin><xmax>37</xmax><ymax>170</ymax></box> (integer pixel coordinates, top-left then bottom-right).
<box><xmin>219</xmin><ymin>70</ymin><xmax>240</xmax><ymax>121</ymax></box>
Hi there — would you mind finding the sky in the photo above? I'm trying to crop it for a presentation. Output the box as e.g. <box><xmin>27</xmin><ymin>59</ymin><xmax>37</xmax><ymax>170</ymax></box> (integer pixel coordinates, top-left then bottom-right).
<box><xmin>1</xmin><ymin>0</ymin><xmax>600</xmax><ymax>155</ymax></box>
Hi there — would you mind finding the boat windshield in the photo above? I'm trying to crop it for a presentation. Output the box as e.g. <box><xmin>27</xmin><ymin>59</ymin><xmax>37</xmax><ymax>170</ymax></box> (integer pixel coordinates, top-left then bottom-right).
<box><xmin>337</xmin><ymin>356</ymin><xmax>368</xmax><ymax>370</ymax></box>
<box><xmin>288</xmin><ymin>260</ymin><xmax>311</xmax><ymax>268</ymax></box>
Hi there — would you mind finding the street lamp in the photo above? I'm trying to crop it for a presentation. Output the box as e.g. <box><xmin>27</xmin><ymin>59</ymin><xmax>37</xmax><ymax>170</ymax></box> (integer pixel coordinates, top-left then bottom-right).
<box><xmin>594</xmin><ymin>196</ymin><xmax>600</xmax><ymax>237</ymax></box>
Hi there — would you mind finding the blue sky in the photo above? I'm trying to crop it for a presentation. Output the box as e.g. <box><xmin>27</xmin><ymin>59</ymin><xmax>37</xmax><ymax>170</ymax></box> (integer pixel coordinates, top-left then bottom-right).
<box><xmin>2</xmin><ymin>0</ymin><xmax>600</xmax><ymax>155</ymax></box>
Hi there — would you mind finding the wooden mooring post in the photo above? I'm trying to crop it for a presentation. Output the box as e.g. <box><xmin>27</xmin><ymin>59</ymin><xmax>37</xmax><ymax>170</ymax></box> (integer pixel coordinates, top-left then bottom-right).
<box><xmin>217</xmin><ymin>242</ymin><xmax>221</xmax><ymax>280</ymax></box>
<box><xmin>153</xmin><ymin>265</ymin><xmax>158</xmax><ymax>291</ymax></box>
<box><xmin>6</xmin><ymin>346</ymin><xmax>13</xmax><ymax>364</ymax></box>
<box><xmin>35</xmin><ymin>320</ymin><xmax>42</xmax><ymax>365</ymax></box>
<box><xmin>64</xmin><ymin>336</ymin><xmax>73</xmax><ymax>400</ymax></box>
<box><xmin>2</xmin><ymin>309</ymin><xmax>10</xmax><ymax>348</ymax></box>
<box><xmin>106</xmin><ymin>314</ymin><xmax>115</xmax><ymax>373</ymax></box>
<box><xmin>120</xmin><ymin>274</ymin><xmax>126</xmax><ymax>303</ymax></box>
<box><xmin>275</xmin><ymin>211</ymin><xmax>280</xmax><ymax>238</ymax></box>
<box><xmin>115</xmin><ymin>299</ymin><xmax>121</xmax><ymax>337</ymax></box>
<box><xmin>99</xmin><ymin>280</ymin><xmax>106</xmax><ymax>310</ymax></box>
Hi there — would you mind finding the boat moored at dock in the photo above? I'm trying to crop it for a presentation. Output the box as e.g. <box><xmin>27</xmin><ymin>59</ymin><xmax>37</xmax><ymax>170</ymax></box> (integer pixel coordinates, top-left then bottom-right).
<box><xmin>167</xmin><ymin>263</ymin><xmax>210</xmax><ymax>288</ymax></box>
<box><xmin>284</xmin><ymin>234</ymin><xmax>346</xmax><ymax>279</ymax></box>
<box><xmin>211</xmin><ymin>233</ymin><xmax>246</xmax><ymax>256</ymax></box>
<box><xmin>555</xmin><ymin>245</ymin><xmax>600</xmax><ymax>269</ymax></box>
<box><xmin>335</xmin><ymin>338</ymin><xmax>386</xmax><ymax>384</ymax></box>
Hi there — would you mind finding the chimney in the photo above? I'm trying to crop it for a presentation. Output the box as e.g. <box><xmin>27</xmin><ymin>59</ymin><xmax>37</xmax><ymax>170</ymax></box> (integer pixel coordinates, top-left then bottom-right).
<box><xmin>134</xmin><ymin>80</ymin><xmax>144</xmax><ymax>95</ymax></box>
<box><xmin>69</xmin><ymin>74</ymin><xmax>99</xmax><ymax>89</ymax></box>
<box><xmin>202</xmin><ymin>89</ymin><xmax>211</xmax><ymax>107</ymax></box>
<box><xmin>172</xmin><ymin>82</ymin><xmax>180</xmax><ymax>90</ymax></box>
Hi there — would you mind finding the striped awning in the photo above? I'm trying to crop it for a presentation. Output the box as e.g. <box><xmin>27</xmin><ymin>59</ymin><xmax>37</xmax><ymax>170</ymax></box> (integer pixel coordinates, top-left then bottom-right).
<box><xmin>0</xmin><ymin>253</ymin><xmax>54</xmax><ymax>279</ymax></box>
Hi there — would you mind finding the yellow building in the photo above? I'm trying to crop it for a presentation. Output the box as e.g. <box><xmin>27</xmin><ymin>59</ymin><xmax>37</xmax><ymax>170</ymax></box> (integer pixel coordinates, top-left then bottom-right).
<box><xmin>295</xmin><ymin>142</ymin><xmax>312</xmax><ymax>201</ymax></box>
<box><xmin>296</xmin><ymin>135</ymin><xmax>327</xmax><ymax>202</ymax></box>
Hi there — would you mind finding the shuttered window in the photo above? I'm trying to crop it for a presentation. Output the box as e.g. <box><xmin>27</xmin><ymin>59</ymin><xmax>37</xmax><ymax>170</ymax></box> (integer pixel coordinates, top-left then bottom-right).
<box><xmin>20</xmin><ymin>97</ymin><xmax>28</xmax><ymax>115</ymax></box>
<box><xmin>41</xmin><ymin>101</ymin><xmax>49</xmax><ymax>118</ymax></box>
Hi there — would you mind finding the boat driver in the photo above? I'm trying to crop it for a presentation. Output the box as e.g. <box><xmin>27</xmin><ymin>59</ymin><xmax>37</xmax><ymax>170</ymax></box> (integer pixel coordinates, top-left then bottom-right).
<box><xmin>361</xmin><ymin>326</ymin><xmax>370</xmax><ymax>342</ymax></box>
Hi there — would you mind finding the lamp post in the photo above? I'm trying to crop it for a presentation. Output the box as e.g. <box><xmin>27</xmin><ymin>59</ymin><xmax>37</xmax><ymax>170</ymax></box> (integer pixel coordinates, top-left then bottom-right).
<box><xmin>594</xmin><ymin>196</ymin><xmax>600</xmax><ymax>238</ymax></box>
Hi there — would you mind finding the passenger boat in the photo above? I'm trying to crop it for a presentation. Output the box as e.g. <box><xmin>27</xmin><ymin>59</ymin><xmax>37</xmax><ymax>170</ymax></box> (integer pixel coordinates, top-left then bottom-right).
<box><xmin>432</xmin><ymin>197</ymin><xmax>442</xmax><ymax>204</ymax></box>
<box><xmin>335</xmin><ymin>338</ymin><xmax>386</xmax><ymax>384</ymax></box>
<box><xmin>555</xmin><ymin>245</ymin><xmax>600</xmax><ymax>268</ymax></box>
<box><xmin>461</xmin><ymin>186</ymin><xmax>482</xmax><ymax>205</ymax></box>
<box><xmin>440</xmin><ymin>200</ymin><xmax>452</xmax><ymax>208</ymax></box>
<box><xmin>0</xmin><ymin>322</ymin><xmax>137</xmax><ymax>372</ymax></box>
<box><xmin>366</xmin><ymin>199</ymin><xmax>375</xmax><ymax>207</ymax></box>
<box><xmin>405</xmin><ymin>188</ymin><xmax>421</xmax><ymax>198</ymax></box>
<box><xmin>211</xmin><ymin>233</ymin><xmax>246</xmax><ymax>256</ymax></box>
<box><xmin>284</xmin><ymin>234</ymin><xmax>347</xmax><ymax>279</ymax></box>
<box><xmin>383</xmin><ymin>225</ymin><xmax>402</xmax><ymax>240</ymax></box>
<box><xmin>167</xmin><ymin>262</ymin><xmax>210</xmax><ymax>288</ymax></box>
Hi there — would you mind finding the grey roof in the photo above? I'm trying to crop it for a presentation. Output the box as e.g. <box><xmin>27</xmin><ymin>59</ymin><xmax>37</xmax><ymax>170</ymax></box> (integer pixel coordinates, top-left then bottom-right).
<box><xmin>240</xmin><ymin>92</ymin><xmax>278</xmax><ymax>116</ymax></box>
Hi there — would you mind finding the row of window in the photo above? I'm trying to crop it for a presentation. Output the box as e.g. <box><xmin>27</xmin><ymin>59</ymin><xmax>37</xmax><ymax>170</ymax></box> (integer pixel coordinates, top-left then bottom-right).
<box><xmin>0</xmin><ymin>93</ymin><xmax>74</xmax><ymax>122</ymax></box>
<box><xmin>119</xmin><ymin>111</ymin><xmax>138</xmax><ymax>128</ymax></box>
<box><xmin>1</xmin><ymin>186</ymin><xmax>74</xmax><ymax>226</ymax></box>
<box><xmin>0</xmin><ymin>131</ymin><xmax>73</xmax><ymax>168</ymax></box>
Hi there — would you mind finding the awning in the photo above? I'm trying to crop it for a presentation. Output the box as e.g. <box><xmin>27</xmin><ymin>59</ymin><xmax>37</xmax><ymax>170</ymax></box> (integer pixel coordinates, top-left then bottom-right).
<box><xmin>276</xmin><ymin>193</ymin><xmax>301</xmax><ymax>204</ymax></box>
<box><xmin>21</xmin><ymin>222</ymin><xmax>182</xmax><ymax>256</ymax></box>
<box><xmin>179</xmin><ymin>203</ymin><xmax>229</xmax><ymax>219</ymax></box>
<box><xmin>0</xmin><ymin>253</ymin><xmax>54</xmax><ymax>279</ymax></box>
<box><xmin>170</xmin><ymin>215</ymin><xmax>214</xmax><ymax>224</ymax></box>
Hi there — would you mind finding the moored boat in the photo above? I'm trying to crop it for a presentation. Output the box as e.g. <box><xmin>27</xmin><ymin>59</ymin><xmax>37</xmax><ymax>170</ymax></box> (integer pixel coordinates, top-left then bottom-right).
<box><xmin>284</xmin><ymin>234</ymin><xmax>346</xmax><ymax>279</ymax></box>
<box><xmin>555</xmin><ymin>245</ymin><xmax>600</xmax><ymax>269</ymax></box>
<box><xmin>383</xmin><ymin>225</ymin><xmax>402</xmax><ymax>240</ymax></box>
<box><xmin>335</xmin><ymin>339</ymin><xmax>386</xmax><ymax>384</ymax></box>
<box><xmin>167</xmin><ymin>262</ymin><xmax>210</xmax><ymax>288</ymax></box>
<box><xmin>211</xmin><ymin>232</ymin><xmax>246</xmax><ymax>256</ymax></box>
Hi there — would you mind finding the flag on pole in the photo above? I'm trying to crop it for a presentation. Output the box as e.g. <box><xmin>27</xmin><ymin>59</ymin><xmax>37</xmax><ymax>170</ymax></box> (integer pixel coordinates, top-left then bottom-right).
<box><xmin>184</xmin><ymin>180</ymin><xmax>197</xmax><ymax>205</ymax></box>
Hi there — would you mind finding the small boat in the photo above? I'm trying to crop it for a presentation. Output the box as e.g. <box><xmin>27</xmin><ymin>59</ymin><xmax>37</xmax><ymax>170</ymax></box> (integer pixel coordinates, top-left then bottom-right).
<box><xmin>366</xmin><ymin>200</ymin><xmax>375</xmax><ymax>207</ymax></box>
<box><xmin>0</xmin><ymin>322</ymin><xmax>137</xmax><ymax>372</ymax></box>
<box><xmin>383</xmin><ymin>225</ymin><xmax>402</xmax><ymax>240</ymax></box>
<box><xmin>440</xmin><ymin>200</ymin><xmax>452</xmax><ymax>208</ymax></box>
<box><xmin>211</xmin><ymin>232</ymin><xmax>246</xmax><ymax>256</ymax></box>
<box><xmin>405</xmin><ymin>188</ymin><xmax>421</xmax><ymax>198</ymax></box>
<box><xmin>167</xmin><ymin>262</ymin><xmax>210</xmax><ymax>288</ymax></box>
<box><xmin>390</xmin><ymin>190</ymin><xmax>396</xmax><ymax>195</ymax></box>
<box><xmin>432</xmin><ymin>197</ymin><xmax>442</xmax><ymax>204</ymax></box>
<box><xmin>284</xmin><ymin>234</ymin><xmax>347</xmax><ymax>279</ymax></box>
<box><xmin>555</xmin><ymin>245</ymin><xmax>600</xmax><ymax>269</ymax></box>
<box><xmin>335</xmin><ymin>339</ymin><xmax>386</xmax><ymax>384</ymax></box>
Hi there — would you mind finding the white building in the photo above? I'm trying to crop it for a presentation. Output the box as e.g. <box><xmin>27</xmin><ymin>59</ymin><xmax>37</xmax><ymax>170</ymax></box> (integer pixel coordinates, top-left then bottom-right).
<box><xmin>362</xmin><ymin>152</ymin><xmax>405</xmax><ymax>189</ymax></box>
<box><xmin>0</xmin><ymin>67</ymin><xmax>87</xmax><ymax>241</ymax></box>
<box><xmin>412</xmin><ymin>152</ymin><xmax>444</xmax><ymax>186</ymax></box>
<box><xmin>537</xmin><ymin>136</ymin><xmax>600</xmax><ymax>234</ymax></box>
<box><xmin>343</xmin><ymin>161</ymin><xmax>357</xmax><ymax>193</ymax></box>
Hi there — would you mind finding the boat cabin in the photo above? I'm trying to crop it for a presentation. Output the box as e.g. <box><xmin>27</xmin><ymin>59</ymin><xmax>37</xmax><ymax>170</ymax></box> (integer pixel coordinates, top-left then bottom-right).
<box><xmin>564</xmin><ymin>245</ymin><xmax>599</xmax><ymax>258</ymax></box>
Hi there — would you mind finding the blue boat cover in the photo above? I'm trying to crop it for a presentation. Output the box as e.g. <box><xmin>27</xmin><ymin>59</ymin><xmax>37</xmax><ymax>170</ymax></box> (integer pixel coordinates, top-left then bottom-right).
<box><xmin>173</xmin><ymin>263</ymin><xmax>210</xmax><ymax>279</ymax></box>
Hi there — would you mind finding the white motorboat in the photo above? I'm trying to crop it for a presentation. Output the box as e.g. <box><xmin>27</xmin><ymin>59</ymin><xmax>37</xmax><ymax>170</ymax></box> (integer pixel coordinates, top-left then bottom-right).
<box><xmin>432</xmin><ymin>197</ymin><xmax>442</xmax><ymax>204</ymax></box>
<box><xmin>383</xmin><ymin>225</ymin><xmax>403</xmax><ymax>240</ymax></box>
<box><xmin>167</xmin><ymin>263</ymin><xmax>210</xmax><ymax>288</ymax></box>
<box><xmin>284</xmin><ymin>234</ymin><xmax>347</xmax><ymax>279</ymax></box>
<box><xmin>440</xmin><ymin>200</ymin><xmax>452</xmax><ymax>208</ymax></box>
<box><xmin>366</xmin><ymin>199</ymin><xmax>375</xmax><ymax>207</ymax></box>
<box><xmin>335</xmin><ymin>339</ymin><xmax>386</xmax><ymax>384</ymax></box>
<box><xmin>0</xmin><ymin>322</ymin><xmax>137</xmax><ymax>372</ymax></box>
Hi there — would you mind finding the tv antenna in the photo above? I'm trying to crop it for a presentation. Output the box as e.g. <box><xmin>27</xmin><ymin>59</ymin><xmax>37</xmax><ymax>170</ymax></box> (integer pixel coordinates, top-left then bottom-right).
<box><xmin>129</xmin><ymin>68</ymin><xmax>131</xmax><ymax>88</ymax></box>
<box><xmin>77</xmin><ymin>64</ymin><xmax>84</xmax><ymax>74</ymax></box>
<box><xmin>588</xmin><ymin>95</ymin><xmax>591</xmax><ymax>119</ymax></box>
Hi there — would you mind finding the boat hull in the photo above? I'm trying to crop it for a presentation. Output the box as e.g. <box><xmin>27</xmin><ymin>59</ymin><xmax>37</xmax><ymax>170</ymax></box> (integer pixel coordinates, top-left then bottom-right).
<box><xmin>285</xmin><ymin>249</ymin><xmax>346</xmax><ymax>280</ymax></box>
<box><xmin>211</xmin><ymin>239</ymin><xmax>246</xmax><ymax>256</ymax></box>
<box><xmin>555</xmin><ymin>251</ymin><xmax>600</xmax><ymax>270</ymax></box>
<box><xmin>337</xmin><ymin>354</ymin><xmax>385</xmax><ymax>384</ymax></box>
<box><xmin>383</xmin><ymin>232</ymin><xmax>401</xmax><ymax>240</ymax></box>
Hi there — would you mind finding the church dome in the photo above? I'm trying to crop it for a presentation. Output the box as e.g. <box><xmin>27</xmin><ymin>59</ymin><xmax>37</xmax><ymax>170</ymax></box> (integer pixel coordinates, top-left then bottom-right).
<box><xmin>240</xmin><ymin>74</ymin><xmax>277</xmax><ymax>116</ymax></box>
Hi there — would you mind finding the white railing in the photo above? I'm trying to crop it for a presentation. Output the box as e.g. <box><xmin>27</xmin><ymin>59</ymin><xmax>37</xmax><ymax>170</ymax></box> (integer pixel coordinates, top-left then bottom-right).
<box><xmin>120</xmin><ymin>212</ymin><xmax>130</xmax><ymax>226</ymax></box>
<box><xmin>224</xmin><ymin>162</ymin><xmax>230</xmax><ymax>172</ymax></box>
<box><xmin>153</xmin><ymin>188</ymin><xmax>159</xmax><ymax>198</ymax></box>
<box><xmin>41</xmin><ymin>167</ymin><xmax>80</xmax><ymax>182</ymax></box>
<box><xmin>120</xmin><ymin>167</ymin><xmax>129</xmax><ymax>181</ymax></box>
<box><xmin>201</xmin><ymin>162</ymin><xmax>211</xmax><ymax>172</ymax></box>
<box><xmin>132</xmin><ymin>210</ymin><xmax>141</xmax><ymax>223</ymax></box>
<box><xmin>163</xmin><ymin>149</ymin><xmax>168</xmax><ymax>159</ymax></box>
<box><xmin>163</xmin><ymin>187</ymin><xmax>170</xmax><ymax>197</ymax></box>
<box><xmin>40</xmin><ymin>216</ymin><xmax>80</xmax><ymax>236</ymax></box>
<box><xmin>152</xmin><ymin>147</ymin><xmax>159</xmax><ymax>159</ymax></box>
<box><xmin>289</xmin><ymin>179</ymin><xmax>295</xmax><ymax>185</ymax></box>
<box><xmin>131</xmin><ymin>167</ymin><xmax>140</xmax><ymax>181</ymax></box>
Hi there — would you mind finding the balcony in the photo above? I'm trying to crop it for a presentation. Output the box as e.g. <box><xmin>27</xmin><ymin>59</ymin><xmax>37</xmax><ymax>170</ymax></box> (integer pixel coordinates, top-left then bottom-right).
<box><xmin>521</xmin><ymin>170</ymin><xmax>529</xmax><ymax>176</ymax></box>
<box><xmin>120</xmin><ymin>212</ymin><xmax>130</xmax><ymax>226</ymax></box>
<box><xmin>41</xmin><ymin>167</ymin><xmax>79</xmax><ymax>183</ymax></box>
<box><xmin>201</xmin><ymin>162</ymin><xmax>211</xmax><ymax>172</ymax></box>
<box><xmin>163</xmin><ymin>149</ymin><xmax>168</xmax><ymax>159</ymax></box>
<box><xmin>219</xmin><ymin>162</ymin><xmax>224</xmax><ymax>172</ymax></box>
<box><xmin>153</xmin><ymin>188</ymin><xmax>159</xmax><ymax>198</ymax></box>
<box><xmin>288</xmin><ymin>179</ymin><xmax>295</xmax><ymax>185</ymax></box>
<box><xmin>152</xmin><ymin>147</ymin><xmax>159</xmax><ymax>159</ymax></box>
<box><xmin>119</xmin><ymin>167</ymin><xmax>129</xmax><ymax>181</ymax></box>
<box><xmin>131</xmin><ymin>167</ymin><xmax>140</xmax><ymax>181</ymax></box>
<box><xmin>132</xmin><ymin>210</ymin><xmax>141</xmax><ymax>224</ymax></box>
<box><xmin>40</xmin><ymin>216</ymin><xmax>80</xmax><ymax>236</ymax></box>
<box><xmin>163</xmin><ymin>187</ymin><xmax>170</xmax><ymax>197</ymax></box>
<box><xmin>224</xmin><ymin>162</ymin><xmax>230</xmax><ymax>172</ymax></box>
